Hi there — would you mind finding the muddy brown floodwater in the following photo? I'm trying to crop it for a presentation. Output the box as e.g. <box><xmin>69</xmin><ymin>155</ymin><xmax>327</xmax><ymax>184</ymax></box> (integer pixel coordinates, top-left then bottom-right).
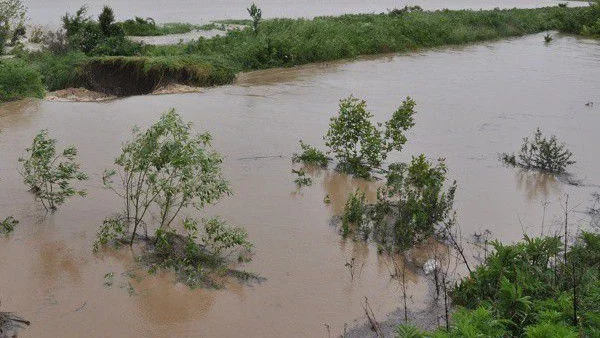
<box><xmin>1</xmin><ymin>33</ymin><xmax>600</xmax><ymax>337</ymax></box>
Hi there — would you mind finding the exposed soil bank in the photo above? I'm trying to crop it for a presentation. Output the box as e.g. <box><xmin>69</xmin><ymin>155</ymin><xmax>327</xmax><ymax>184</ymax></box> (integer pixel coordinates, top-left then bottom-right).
<box><xmin>78</xmin><ymin>57</ymin><xmax>234</xmax><ymax>96</ymax></box>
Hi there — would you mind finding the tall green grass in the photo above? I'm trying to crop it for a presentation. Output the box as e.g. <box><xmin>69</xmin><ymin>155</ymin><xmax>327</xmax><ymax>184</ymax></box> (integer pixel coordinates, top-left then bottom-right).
<box><xmin>0</xmin><ymin>60</ymin><xmax>44</xmax><ymax>102</ymax></box>
<box><xmin>2</xmin><ymin>5</ymin><xmax>600</xmax><ymax>101</ymax></box>
<box><xmin>146</xmin><ymin>6</ymin><xmax>598</xmax><ymax>71</ymax></box>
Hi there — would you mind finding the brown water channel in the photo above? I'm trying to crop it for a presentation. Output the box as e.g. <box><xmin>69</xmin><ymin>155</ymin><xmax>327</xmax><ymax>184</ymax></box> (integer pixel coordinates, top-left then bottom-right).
<box><xmin>1</xmin><ymin>33</ymin><xmax>599</xmax><ymax>337</ymax></box>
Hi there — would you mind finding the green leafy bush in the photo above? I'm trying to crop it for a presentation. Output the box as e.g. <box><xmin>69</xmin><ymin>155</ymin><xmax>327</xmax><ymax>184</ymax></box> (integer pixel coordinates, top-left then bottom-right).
<box><xmin>292</xmin><ymin>140</ymin><xmax>329</xmax><ymax>167</ymax></box>
<box><xmin>18</xmin><ymin>130</ymin><xmax>88</xmax><ymax>211</ymax></box>
<box><xmin>0</xmin><ymin>216</ymin><xmax>18</xmax><ymax>234</ymax></box>
<box><xmin>0</xmin><ymin>60</ymin><xmax>44</xmax><ymax>101</ymax></box>
<box><xmin>324</xmin><ymin>95</ymin><xmax>415</xmax><ymax>178</ymax></box>
<box><xmin>502</xmin><ymin>128</ymin><xmax>575</xmax><ymax>174</ymax></box>
<box><xmin>97</xmin><ymin>109</ymin><xmax>253</xmax><ymax>288</ymax></box>
<box><xmin>341</xmin><ymin>189</ymin><xmax>369</xmax><ymax>238</ymax></box>
<box><xmin>373</xmin><ymin>155</ymin><xmax>456</xmax><ymax>251</ymax></box>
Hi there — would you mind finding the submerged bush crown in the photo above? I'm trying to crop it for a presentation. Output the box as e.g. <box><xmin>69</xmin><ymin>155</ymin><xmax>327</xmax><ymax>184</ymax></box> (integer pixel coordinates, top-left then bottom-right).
<box><xmin>324</xmin><ymin>95</ymin><xmax>416</xmax><ymax>178</ymax></box>
<box><xmin>502</xmin><ymin>128</ymin><xmax>575</xmax><ymax>174</ymax></box>
<box><xmin>292</xmin><ymin>140</ymin><xmax>329</xmax><ymax>167</ymax></box>
<box><xmin>18</xmin><ymin>130</ymin><xmax>88</xmax><ymax>211</ymax></box>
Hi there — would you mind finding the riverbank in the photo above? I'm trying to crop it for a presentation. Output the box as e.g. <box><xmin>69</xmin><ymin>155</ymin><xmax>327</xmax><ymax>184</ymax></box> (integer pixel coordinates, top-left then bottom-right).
<box><xmin>1</xmin><ymin>4</ymin><xmax>599</xmax><ymax>102</ymax></box>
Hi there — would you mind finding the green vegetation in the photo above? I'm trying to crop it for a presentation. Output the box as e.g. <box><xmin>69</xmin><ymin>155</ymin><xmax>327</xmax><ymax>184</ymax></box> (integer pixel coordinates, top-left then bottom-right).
<box><xmin>247</xmin><ymin>3</ymin><xmax>262</xmax><ymax>33</ymax></box>
<box><xmin>396</xmin><ymin>232</ymin><xmax>600</xmax><ymax>337</ymax></box>
<box><xmin>339</xmin><ymin>155</ymin><xmax>456</xmax><ymax>252</ymax></box>
<box><xmin>0</xmin><ymin>59</ymin><xmax>44</xmax><ymax>101</ymax></box>
<box><xmin>120</xmin><ymin>17</ymin><xmax>200</xmax><ymax>36</ymax></box>
<box><xmin>341</xmin><ymin>189</ymin><xmax>368</xmax><ymax>238</ymax></box>
<box><xmin>324</xmin><ymin>96</ymin><xmax>415</xmax><ymax>178</ymax></box>
<box><xmin>2</xmin><ymin>4</ymin><xmax>600</xmax><ymax>101</ymax></box>
<box><xmin>61</xmin><ymin>6</ymin><xmax>140</xmax><ymax>56</ymax></box>
<box><xmin>96</xmin><ymin>109</ymin><xmax>253</xmax><ymax>288</ymax></box>
<box><xmin>0</xmin><ymin>0</ymin><xmax>27</xmax><ymax>54</ymax></box>
<box><xmin>292</xmin><ymin>140</ymin><xmax>329</xmax><ymax>167</ymax></box>
<box><xmin>372</xmin><ymin>155</ymin><xmax>456</xmax><ymax>251</ymax></box>
<box><xmin>501</xmin><ymin>128</ymin><xmax>575</xmax><ymax>174</ymax></box>
<box><xmin>292</xmin><ymin>168</ymin><xmax>313</xmax><ymax>187</ymax></box>
<box><xmin>0</xmin><ymin>216</ymin><xmax>18</xmax><ymax>234</ymax></box>
<box><xmin>18</xmin><ymin>130</ymin><xmax>88</xmax><ymax>211</ymax></box>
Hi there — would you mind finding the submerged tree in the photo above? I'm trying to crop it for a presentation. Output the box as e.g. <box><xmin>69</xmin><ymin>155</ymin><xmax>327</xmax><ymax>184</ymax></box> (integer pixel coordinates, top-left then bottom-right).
<box><xmin>18</xmin><ymin>130</ymin><xmax>88</xmax><ymax>211</ymax></box>
<box><xmin>98</xmin><ymin>109</ymin><xmax>252</xmax><ymax>287</ymax></box>
<box><xmin>101</xmin><ymin>108</ymin><xmax>232</xmax><ymax>244</ymax></box>
<box><xmin>501</xmin><ymin>128</ymin><xmax>575</xmax><ymax>174</ymax></box>
<box><xmin>324</xmin><ymin>95</ymin><xmax>416</xmax><ymax>178</ymax></box>
<box><xmin>247</xmin><ymin>3</ymin><xmax>262</xmax><ymax>33</ymax></box>
<box><xmin>373</xmin><ymin>155</ymin><xmax>456</xmax><ymax>251</ymax></box>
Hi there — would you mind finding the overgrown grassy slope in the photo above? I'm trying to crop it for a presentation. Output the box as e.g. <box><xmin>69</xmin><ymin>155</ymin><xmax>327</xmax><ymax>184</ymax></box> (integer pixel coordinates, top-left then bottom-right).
<box><xmin>3</xmin><ymin>5</ymin><xmax>600</xmax><ymax>101</ymax></box>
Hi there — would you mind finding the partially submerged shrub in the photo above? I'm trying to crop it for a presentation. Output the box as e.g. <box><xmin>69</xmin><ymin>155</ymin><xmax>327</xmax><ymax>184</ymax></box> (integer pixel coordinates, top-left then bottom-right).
<box><xmin>0</xmin><ymin>216</ymin><xmax>18</xmax><ymax>234</ymax></box>
<box><xmin>341</xmin><ymin>189</ymin><xmax>368</xmax><ymax>238</ymax></box>
<box><xmin>292</xmin><ymin>168</ymin><xmax>312</xmax><ymax>187</ymax></box>
<box><xmin>18</xmin><ymin>130</ymin><xmax>87</xmax><ymax>211</ymax></box>
<box><xmin>374</xmin><ymin>155</ymin><xmax>456</xmax><ymax>251</ymax></box>
<box><xmin>324</xmin><ymin>95</ymin><xmax>416</xmax><ymax>178</ymax></box>
<box><xmin>0</xmin><ymin>59</ymin><xmax>44</xmax><ymax>102</ymax></box>
<box><xmin>501</xmin><ymin>128</ymin><xmax>575</xmax><ymax>174</ymax></box>
<box><xmin>292</xmin><ymin>140</ymin><xmax>329</xmax><ymax>167</ymax></box>
<box><xmin>98</xmin><ymin>109</ymin><xmax>253</xmax><ymax>288</ymax></box>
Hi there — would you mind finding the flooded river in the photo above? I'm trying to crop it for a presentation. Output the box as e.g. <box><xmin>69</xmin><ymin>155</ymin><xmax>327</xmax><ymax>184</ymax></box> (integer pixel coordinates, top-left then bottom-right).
<box><xmin>1</xmin><ymin>33</ymin><xmax>600</xmax><ymax>337</ymax></box>
<box><xmin>25</xmin><ymin>0</ymin><xmax>586</xmax><ymax>25</ymax></box>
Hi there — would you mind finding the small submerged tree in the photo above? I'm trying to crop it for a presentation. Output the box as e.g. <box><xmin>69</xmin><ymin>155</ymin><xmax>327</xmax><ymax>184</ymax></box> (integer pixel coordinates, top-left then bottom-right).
<box><xmin>339</xmin><ymin>155</ymin><xmax>457</xmax><ymax>253</ymax></box>
<box><xmin>501</xmin><ymin>128</ymin><xmax>575</xmax><ymax>174</ymax></box>
<box><xmin>247</xmin><ymin>3</ymin><xmax>262</xmax><ymax>33</ymax></box>
<box><xmin>324</xmin><ymin>95</ymin><xmax>416</xmax><ymax>178</ymax></box>
<box><xmin>97</xmin><ymin>109</ymin><xmax>252</xmax><ymax>287</ymax></box>
<box><xmin>372</xmin><ymin>155</ymin><xmax>456</xmax><ymax>251</ymax></box>
<box><xmin>18</xmin><ymin>130</ymin><xmax>88</xmax><ymax>212</ymax></box>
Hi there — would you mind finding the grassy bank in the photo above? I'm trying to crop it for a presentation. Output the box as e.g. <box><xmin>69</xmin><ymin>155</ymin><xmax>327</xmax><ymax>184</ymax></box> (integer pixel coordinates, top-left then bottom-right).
<box><xmin>2</xmin><ymin>4</ymin><xmax>600</xmax><ymax>101</ymax></box>
<box><xmin>0</xmin><ymin>60</ymin><xmax>45</xmax><ymax>102</ymax></box>
<box><xmin>120</xmin><ymin>18</ymin><xmax>201</xmax><ymax>36</ymax></box>
<box><xmin>397</xmin><ymin>232</ymin><xmax>600</xmax><ymax>337</ymax></box>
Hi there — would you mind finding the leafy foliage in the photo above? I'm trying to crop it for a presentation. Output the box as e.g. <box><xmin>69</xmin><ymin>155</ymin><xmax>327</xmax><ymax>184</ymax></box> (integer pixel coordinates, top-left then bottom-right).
<box><xmin>18</xmin><ymin>130</ymin><xmax>87</xmax><ymax>211</ymax></box>
<box><xmin>292</xmin><ymin>140</ymin><xmax>329</xmax><ymax>167</ymax></box>
<box><xmin>119</xmin><ymin>17</ymin><xmax>199</xmax><ymax>36</ymax></box>
<box><xmin>97</xmin><ymin>109</ymin><xmax>252</xmax><ymax>288</ymax></box>
<box><xmin>0</xmin><ymin>216</ymin><xmax>18</xmax><ymax>234</ymax></box>
<box><xmin>341</xmin><ymin>189</ymin><xmax>368</xmax><ymax>238</ymax></box>
<box><xmin>502</xmin><ymin>128</ymin><xmax>575</xmax><ymax>174</ymax></box>
<box><xmin>0</xmin><ymin>59</ymin><xmax>44</xmax><ymax>102</ymax></box>
<box><xmin>62</xmin><ymin>6</ymin><xmax>140</xmax><ymax>56</ymax></box>
<box><xmin>247</xmin><ymin>3</ymin><xmax>262</xmax><ymax>33</ymax></box>
<box><xmin>398</xmin><ymin>232</ymin><xmax>600</xmax><ymax>337</ymax></box>
<box><xmin>324</xmin><ymin>95</ymin><xmax>415</xmax><ymax>178</ymax></box>
<box><xmin>373</xmin><ymin>155</ymin><xmax>456</xmax><ymax>251</ymax></box>
<box><xmin>292</xmin><ymin>168</ymin><xmax>312</xmax><ymax>188</ymax></box>
<box><xmin>0</xmin><ymin>0</ymin><xmax>27</xmax><ymax>53</ymax></box>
